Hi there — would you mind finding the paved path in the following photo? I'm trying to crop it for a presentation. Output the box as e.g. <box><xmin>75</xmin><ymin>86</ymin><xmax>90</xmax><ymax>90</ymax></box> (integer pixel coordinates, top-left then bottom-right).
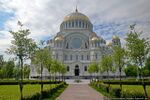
<box><xmin>56</xmin><ymin>84</ymin><xmax>105</xmax><ymax>100</ymax></box>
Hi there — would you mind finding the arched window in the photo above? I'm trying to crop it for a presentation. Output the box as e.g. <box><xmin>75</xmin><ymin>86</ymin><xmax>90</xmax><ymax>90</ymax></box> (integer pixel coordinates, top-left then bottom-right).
<box><xmin>79</xmin><ymin>21</ymin><xmax>81</xmax><ymax>27</ymax></box>
<box><xmin>69</xmin><ymin>22</ymin><xmax>71</xmax><ymax>28</ymax></box>
<box><xmin>66</xmin><ymin>43</ymin><xmax>69</xmax><ymax>49</ymax></box>
<box><xmin>84</xmin><ymin>66</ymin><xmax>87</xmax><ymax>71</ymax></box>
<box><xmin>70</xmin><ymin>55</ymin><xmax>72</xmax><ymax>60</ymax></box>
<box><xmin>67</xmin><ymin>66</ymin><xmax>70</xmax><ymax>71</ymax></box>
<box><xmin>76</xmin><ymin>55</ymin><xmax>78</xmax><ymax>61</ymax></box>
<box><xmin>95</xmin><ymin>53</ymin><xmax>98</xmax><ymax>60</ymax></box>
<box><xmin>86</xmin><ymin>23</ymin><xmax>88</xmax><ymax>28</ymax></box>
<box><xmin>85</xmin><ymin>43</ymin><xmax>87</xmax><ymax>48</ymax></box>
<box><xmin>72</xmin><ymin>21</ymin><xmax>74</xmax><ymax>27</ymax></box>
<box><xmin>64</xmin><ymin>55</ymin><xmax>68</xmax><ymax>60</ymax></box>
<box><xmin>82</xmin><ymin>22</ymin><xmax>84</xmax><ymax>28</ymax></box>
<box><xmin>87</xmin><ymin>55</ymin><xmax>90</xmax><ymax>60</ymax></box>
<box><xmin>76</xmin><ymin>20</ymin><xmax>78</xmax><ymax>27</ymax></box>
<box><xmin>81</xmin><ymin>55</ymin><xmax>84</xmax><ymax>60</ymax></box>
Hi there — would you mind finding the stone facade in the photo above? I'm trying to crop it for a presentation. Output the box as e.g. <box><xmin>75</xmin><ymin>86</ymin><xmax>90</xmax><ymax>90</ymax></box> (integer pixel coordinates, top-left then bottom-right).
<box><xmin>30</xmin><ymin>9</ymin><xmax>123</xmax><ymax>79</ymax></box>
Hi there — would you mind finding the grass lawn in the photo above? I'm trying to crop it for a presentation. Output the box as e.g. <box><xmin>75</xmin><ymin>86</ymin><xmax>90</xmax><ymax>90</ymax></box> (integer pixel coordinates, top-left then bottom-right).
<box><xmin>0</xmin><ymin>84</ymin><xmax>56</xmax><ymax>100</ymax></box>
<box><xmin>110</xmin><ymin>85</ymin><xmax>150</xmax><ymax>97</ymax></box>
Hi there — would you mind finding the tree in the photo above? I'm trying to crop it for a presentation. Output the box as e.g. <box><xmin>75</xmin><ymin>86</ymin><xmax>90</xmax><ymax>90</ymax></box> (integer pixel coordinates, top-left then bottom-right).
<box><xmin>112</xmin><ymin>46</ymin><xmax>125</xmax><ymax>90</ymax></box>
<box><xmin>2</xmin><ymin>60</ymin><xmax>15</xmax><ymax>78</ymax></box>
<box><xmin>126</xmin><ymin>24</ymin><xmax>150</xmax><ymax>80</ymax></box>
<box><xmin>50</xmin><ymin>59</ymin><xmax>60</xmax><ymax>81</ymax></box>
<box><xmin>44</xmin><ymin>48</ymin><xmax>52</xmax><ymax>81</ymax></box>
<box><xmin>100</xmin><ymin>55</ymin><xmax>113</xmax><ymax>81</ymax></box>
<box><xmin>145</xmin><ymin>56</ymin><xmax>150</xmax><ymax>72</ymax></box>
<box><xmin>23</xmin><ymin>64</ymin><xmax>30</xmax><ymax>79</ymax></box>
<box><xmin>13</xmin><ymin>64</ymin><xmax>21</xmax><ymax>80</ymax></box>
<box><xmin>7</xmin><ymin>21</ymin><xmax>37</xmax><ymax>100</ymax></box>
<box><xmin>100</xmin><ymin>55</ymin><xmax>113</xmax><ymax>92</ymax></box>
<box><xmin>59</xmin><ymin>63</ymin><xmax>67</xmax><ymax>81</ymax></box>
<box><xmin>33</xmin><ymin>46</ymin><xmax>50</xmax><ymax>100</ymax></box>
<box><xmin>125</xmin><ymin>24</ymin><xmax>150</xmax><ymax>97</ymax></box>
<box><xmin>124</xmin><ymin>65</ymin><xmax>137</xmax><ymax>77</ymax></box>
<box><xmin>88</xmin><ymin>62</ymin><xmax>99</xmax><ymax>81</ymax></box>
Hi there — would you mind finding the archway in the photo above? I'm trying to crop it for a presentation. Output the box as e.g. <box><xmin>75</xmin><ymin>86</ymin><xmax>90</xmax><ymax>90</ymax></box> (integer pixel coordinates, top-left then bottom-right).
<box><xmin>74</xmin><ymin>65</ymin><xmax>80</xmax><ymax>76</ymax></box>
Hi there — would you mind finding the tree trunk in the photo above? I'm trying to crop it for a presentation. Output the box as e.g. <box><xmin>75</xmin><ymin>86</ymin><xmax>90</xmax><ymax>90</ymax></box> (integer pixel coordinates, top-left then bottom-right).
<box><xmin>119</xmin><ymin>67</ymin><xmax>122</xmax><ymax>90</ymax></box>
<box><xmin>19</xmin><ymin>57</ymin><xmax>23</xmax><ymax>100</ymax></box>
<box><xmin>40</xmin><ymin>63</ymin><xmax>43</xmax><ymax>100</ymax></box>
<box><xmin>142</xmin><ymin>84</ymin><xmax>148</xmax><ymax>98</ymax></box>
<box><xmin>107</xmin><ymin>70</ymin><xmax>110</xmax><ymax>93</ymax></box>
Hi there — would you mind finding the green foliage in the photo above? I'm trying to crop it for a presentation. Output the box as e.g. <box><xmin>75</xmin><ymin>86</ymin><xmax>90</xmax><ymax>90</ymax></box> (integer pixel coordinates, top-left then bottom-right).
<box><xmin>124</xmin><ymin>65</ymin><xmax>137</xmax><ymax>77</ymax></box>
<box><xmin>88</xmin><ymin>62</ymin><xmax>99</xmax><ymax>74</ymax></box>
<box><xmin>100</xmin><ymin>55</ymin><xmax>113</xmax><ymax>79</ymax></box>
<box><xmin>90</xmin><ymin>82</ymin><xmax>149</xmax><ymax>99</ymax></box>
<box><xmin>112</xmin><ymin>46</ymin><xmax>125</xmax><ymax>71</ymax></box>
<box><xmin>23</xmin><ymin>64</ymin><xmax>30</xmax><ymax>79</ymax></box>
<box><xmin>142</xmin><ymin>69</ymin><xmax>150</xmax><ymax>77</ymax></box>
<box><xmin>0</xmin><ymin>82</ymin><xmax>66</xmax><ymax>100</ymax></box>
<box><xmin>2</xmin><ymin>60</ymin><xmax>15</xmax><ymax>78</ymax></box>
<box><xmin>125</xmin><ymin>24</ymin><xmax>150</xmax><ymax>78</ymax></box>
<box><xmin>13</xmin><ymin>65</ymin><xmax>21</xmax><ymax>80</ymax></box>
<box><xmin>145</xmin><ymin>56</ymin><xmax>150</xmax><ymax>71</ymax></box>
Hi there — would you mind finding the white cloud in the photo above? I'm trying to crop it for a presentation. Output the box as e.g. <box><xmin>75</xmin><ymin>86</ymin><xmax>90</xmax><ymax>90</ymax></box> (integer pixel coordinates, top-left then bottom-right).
<box><xmin>0</xmin><ymin>0</ymin><xmax>150</xmax><ymax>60</ymax></box>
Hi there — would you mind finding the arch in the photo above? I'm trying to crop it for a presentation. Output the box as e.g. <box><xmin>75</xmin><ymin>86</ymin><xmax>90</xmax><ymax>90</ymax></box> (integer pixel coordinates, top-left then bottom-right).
<box><xmin>74</xmin><ymin>65</ymin><xmax>80</xmax><ymax>76</ymax></box>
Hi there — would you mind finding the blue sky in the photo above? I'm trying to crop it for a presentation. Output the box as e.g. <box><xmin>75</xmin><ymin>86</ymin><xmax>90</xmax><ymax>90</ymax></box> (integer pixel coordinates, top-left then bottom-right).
<box><xmin>0</xmin><ymin>0</ymin><xmax>150</xmax><ymax>60</ymax></box>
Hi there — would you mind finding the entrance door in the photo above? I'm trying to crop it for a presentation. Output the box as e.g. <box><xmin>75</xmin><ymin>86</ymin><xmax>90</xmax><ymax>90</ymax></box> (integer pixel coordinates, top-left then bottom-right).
<box><xmin>74</xmin><ymin>65</ymin><xmax>80</xmax><ymax>76</ymax></box>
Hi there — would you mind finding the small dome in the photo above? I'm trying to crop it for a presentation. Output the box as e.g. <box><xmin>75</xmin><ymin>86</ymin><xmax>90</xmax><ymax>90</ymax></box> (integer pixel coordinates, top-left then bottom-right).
<box><xmin>91</xmin><ymin>36</ymin><xmax>100</xmax><ymax>41</ymax></box>
<box><xmin>112</xmin><ymin>35</ymin><xmax>119</xmax><ymax>40</ymax></box>
<box><xmin>106</xmin><ymin>42</ymin><xmax>112</xmax><ymax>46</ymax></box>
<box><xmin>63</xmin><ymin>10</ymin><xmax>90</xmax><ymax>22</ymax></box>
<box><xmin>54</xmin><ymin>35</ymin><xmax>64</xmax><ymax>41</ymax></box>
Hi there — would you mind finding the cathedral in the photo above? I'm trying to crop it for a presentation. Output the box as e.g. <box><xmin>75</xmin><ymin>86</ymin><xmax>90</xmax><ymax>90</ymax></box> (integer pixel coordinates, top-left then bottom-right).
<box><xmin>30</xmin><ymin>9</ymin><xmax>122</xmax><ymax>79</ymax></box>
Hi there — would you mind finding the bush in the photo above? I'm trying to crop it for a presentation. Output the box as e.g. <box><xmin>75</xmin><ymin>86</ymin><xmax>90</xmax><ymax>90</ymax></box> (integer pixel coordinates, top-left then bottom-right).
<box><xmin>121</xmin><ymin>89</ymin><xmax>146</xmax><ymax>99</ymax></box>
<box><xmin>0</xmin><ymin>80</ymin><xmax>62</xmax><ymax>85</ymax></box>
<box><xmin>110</xmin><ymin>88</ymin><xmax>121</xmax><ymax>97</ymax></box>
<box><xmin>23</xmin><ymin>82</ymin><xmax>66</xmax><ymax>100</ymax></box>
<box><xmin>90</xmin><ymin>82</ymin><xmax>148</xmax><ymax>99</ymax></box>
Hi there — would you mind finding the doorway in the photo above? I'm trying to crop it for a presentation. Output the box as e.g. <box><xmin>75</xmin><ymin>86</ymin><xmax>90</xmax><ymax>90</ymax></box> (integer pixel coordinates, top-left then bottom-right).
<box><xmin>74</xmin><ymin>65</ymin><xmax>80</xmax><ymax>76</ymax></box>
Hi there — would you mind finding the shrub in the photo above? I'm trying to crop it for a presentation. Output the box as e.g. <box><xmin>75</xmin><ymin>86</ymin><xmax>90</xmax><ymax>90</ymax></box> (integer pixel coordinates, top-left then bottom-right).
<box><xmin>23</xmin><ymin>82</ymin><xmax>66</xmax><ymax>100</ymax></box>
<box><xmin>121</xmin><ymin>89</ymin><xmax>146</xmax><ymax>99</ymax></box>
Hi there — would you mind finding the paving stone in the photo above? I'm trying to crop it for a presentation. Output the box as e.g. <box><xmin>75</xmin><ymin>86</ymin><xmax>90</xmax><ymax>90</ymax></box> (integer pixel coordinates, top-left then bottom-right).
<box><xmin>57</xmin><ymin>84</ymin><xmax>105</xmax><ymax>100</ymax></box>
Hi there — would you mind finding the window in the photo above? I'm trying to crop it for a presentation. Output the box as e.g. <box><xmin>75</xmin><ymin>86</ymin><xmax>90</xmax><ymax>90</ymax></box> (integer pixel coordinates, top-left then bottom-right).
<box><xmin>87</xmin><ymin>55</ymin><xmax>90</xmax><ymax>60</ymax></box>
<box><xmin>76</xmin><ymin>20</ymin><xmax>78</xmax><ymax>27</ymax></box>
<box><xmin>82</xmin><ymin>22</ymin><xmax>84</xmax><ymax>28</ymax></box>
<box><xmin>67</xmin><ymin>66</ymin><xmax>70</xmax><ymax>71</ymax></box>
<box><xmin>76</xmin><ymin>55</ymin><xmax>78</xmax><ymax>61</ymax></box>
<box><xmin>84</xmin><ymin>66</ymin><xmax>87</xmax><ymax>71</ymax></box>
<box><xmin>86</xmin><ymin>23</ymin><xmax>87</xmax><ymax>28</ymax></box>
<box><xmin>70</xmin><ymin>55</ymin><xmax>72</xmax><ymax>60</ymax></box>
<box><xmin>85</xmin><ymin>43</ymin><xmax>87</xmax><ymax>48</ymax></box>
<box><xmin>56</xmin><ymin>53</ymin><xmax>58</xmax><ymax>59</ymax></box>
<box><xmin>95</xmin><ymin>53</ymin><xmax>98</xmax><ymax>60</ymax></box>
<box><xmin>69</xmin><ymin>22</ymin><xmax>71</xmax><ymax>28</ymax></box>
<box><xmin>64</xmin><ymin>55</ymin><xmax>68</xmax><ymax>60</ymax></box>
<box><xmin>66</xmin><ymin>43</ymin><xmax>69</xmax><ymax>49</ymax></box>
<box><xmin>79</xmin><ymin>21</ymin><xmax>81</xmax><ymax>27</ymax></box>
<box><xmin>81</xmin><ymin>55</ymin><xmax>84</xmax><ymax>60</ymax></box>
<box><xmin>72</xmin><ymin>21</ymin><xmax>74</xmax><ymax>27</ymax></box>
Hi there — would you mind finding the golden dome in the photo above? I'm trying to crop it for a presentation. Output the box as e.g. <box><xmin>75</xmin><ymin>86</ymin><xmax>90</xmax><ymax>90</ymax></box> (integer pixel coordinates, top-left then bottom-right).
<box><xmin>63</xmin><ymin>10</ymin><xmax>90</xmax><ymax>22</ymax></box>
<box><xmin>106</xmin><ymin>42</ymin><xmax>112</xmax><ymax>46</ymax></box>
<box><xmin>91</xmin><ymin>36</ymin><xmax>100</xmax><ymax>41</ymax></box>
<box><xmin>54</xmin><ymin>35</ymin><xmax>64</xmax><ymax>41</ymax></box>
<box><xmin>112</xmin><ymin>35</ymin><xmax>119</xmax><ymax>40</ymax></box>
